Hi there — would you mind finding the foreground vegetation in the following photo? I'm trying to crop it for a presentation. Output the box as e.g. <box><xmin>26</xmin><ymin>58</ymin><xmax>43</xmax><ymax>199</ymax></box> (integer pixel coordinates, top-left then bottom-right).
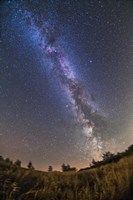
<box><xmin>0</xmin><ymin>145</ymin><xmax>133</xmax><ymax>200</ymax></box>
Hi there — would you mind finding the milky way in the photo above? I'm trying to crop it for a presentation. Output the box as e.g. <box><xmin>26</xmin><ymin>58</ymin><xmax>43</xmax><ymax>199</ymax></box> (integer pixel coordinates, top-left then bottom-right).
<box><xmin>1</xmin><ymin>0</ymin><xmax>133</xmax><ymax>170</ymax></box>
<box><xmin>20</xmin><ymin>4</ymin><xmax>107</xmax><ymax>160</ymax></box>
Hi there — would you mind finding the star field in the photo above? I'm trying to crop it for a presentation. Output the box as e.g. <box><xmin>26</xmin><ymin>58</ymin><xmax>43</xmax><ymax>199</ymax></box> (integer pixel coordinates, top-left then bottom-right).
<box><xmin>0</xmin><ymin>0</ymin><xmax>133</xmax><ymax>170</ymax></box>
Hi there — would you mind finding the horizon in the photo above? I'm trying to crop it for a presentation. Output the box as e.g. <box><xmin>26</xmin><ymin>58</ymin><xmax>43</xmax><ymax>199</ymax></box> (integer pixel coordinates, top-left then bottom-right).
<box><xmin>1</xmin><ymin>0</ymin><xmax>133</xmax><ymax>171</ymax></box>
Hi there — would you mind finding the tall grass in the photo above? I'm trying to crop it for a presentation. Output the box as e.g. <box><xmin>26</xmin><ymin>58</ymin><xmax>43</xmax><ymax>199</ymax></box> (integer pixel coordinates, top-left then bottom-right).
<box><xmin>0</xmin><ymin>154</ymin><xmax>133</xmax><ymax>200</ymax></box>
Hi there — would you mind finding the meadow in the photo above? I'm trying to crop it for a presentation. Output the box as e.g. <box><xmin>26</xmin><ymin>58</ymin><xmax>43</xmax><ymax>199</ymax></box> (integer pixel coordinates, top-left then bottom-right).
<box><xmin>0</xmin><ymin>147</ymin><xmax>133</xmax><ymax>200</ymax></box>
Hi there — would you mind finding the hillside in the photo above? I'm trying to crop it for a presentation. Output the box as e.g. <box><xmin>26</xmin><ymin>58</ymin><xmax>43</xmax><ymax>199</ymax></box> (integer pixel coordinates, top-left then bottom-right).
<box><xmin>0</xmin><ymin>148</ymin><xmax>133</xmax><ymax>200</ymax></box>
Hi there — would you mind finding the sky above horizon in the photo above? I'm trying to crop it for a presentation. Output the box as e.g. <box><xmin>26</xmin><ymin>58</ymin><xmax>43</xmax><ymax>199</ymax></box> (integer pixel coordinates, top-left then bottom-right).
<box><xmin>1</xmin><ymin>0</ymin><xmax>133</xmax><ymax>171</ymax></box>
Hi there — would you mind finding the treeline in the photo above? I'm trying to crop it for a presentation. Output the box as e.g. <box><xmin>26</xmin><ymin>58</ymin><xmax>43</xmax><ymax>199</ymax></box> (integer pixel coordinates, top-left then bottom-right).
<box><xmin>0</xmin><ymin>157</ymin><xmax>35</xmax><ymax>171</ymax></box>
<box><xmin>80</xmin><ymin>144</ymin><xmax>133</xmax><ymax>171</ymax></box>
<box><xmin>0</xmin><ymin>144</ymin><xmax>133</xmax><ymax>172</ymax></box>
<box><xmin>0</xmin><ymin>156</ymin><xmax>77</xmax><ymax>172</ymax></box>
<box><xmin>0</xmin><ymin>145</ymin><xmax>133</xmax><ymax>200</ymax></box>
<box><xmin>61</xmin><ymin>163</ymin><xmax>76</xmax><ymax>172</ymax></box>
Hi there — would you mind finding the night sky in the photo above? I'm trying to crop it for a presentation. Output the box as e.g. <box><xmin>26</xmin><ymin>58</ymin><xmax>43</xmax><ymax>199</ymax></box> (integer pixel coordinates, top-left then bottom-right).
<box><xmin>1</xmin><ymin>0</ymin><xmax>133</xmax><ymax>171</ymax></box>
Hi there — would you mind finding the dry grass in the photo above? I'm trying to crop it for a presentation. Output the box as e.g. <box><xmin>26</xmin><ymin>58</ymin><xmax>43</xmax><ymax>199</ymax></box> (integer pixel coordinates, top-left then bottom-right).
<box><xmin>0</xmin><ymin>154</ymin><xmax>133</xmax><ymax>200</ymax></box>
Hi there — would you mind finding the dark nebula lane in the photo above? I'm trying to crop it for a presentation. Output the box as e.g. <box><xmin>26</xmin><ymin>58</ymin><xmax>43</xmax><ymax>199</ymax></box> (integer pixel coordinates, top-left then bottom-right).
<box><xmin>21</xmin><ymin>4</ymin><xmax>106</xmax><ymax>159</ymax></box>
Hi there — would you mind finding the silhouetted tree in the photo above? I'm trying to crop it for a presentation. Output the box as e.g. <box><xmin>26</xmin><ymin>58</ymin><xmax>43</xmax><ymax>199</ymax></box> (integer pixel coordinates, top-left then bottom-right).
<box><xmin>62</xmin><ymin>163</ymin><xmax>70</xmax><ymax>171</ymax></box>
<box><xmin>62</xmin><ymin>163</ymin><xmax>66</xmax><ymax>172</ymax></box>
<box><xmin>27</xmin><ymin>161</ymin><xmax>34</xmax><ymax>170</ymax></box>
<box><xmin>48</xmin><ymin>165</ymin><xmax>53</xmax><ymax>172</ymax></box>
<box><xmin>0</xmin><ymin>156</ymin><xmax>3</xmax><ymax>160</ymax></box>
<box><xmin>5</xmin><ymin>158</ymin><xmax>13</xmax><ymax>167</ymax></box>
<box><xmin>62</xmin><ymin>163</ymin><xmax>76</xmax><ymax>172</ymax></box>
<box><xmin>14</xmin><ymin>160</ymin><xmax>21</xmax><ymax>167</ymax></box>
<box><xmin>102</xmin><ymin>152</ymin><xmax>114</xmax><ymax>161</ymax></box>
<box><xmin>5</xmin><ymin>158</ymin><xmax>12</xmax><ymax>164</ymax></box>
<box><xmin>92</xmin><ymin>159</ymin><xmax>97</xmax><ymax>165</ymax></box>
<box><xmin>128</xmin><ymin>144</ymin><xmax>133</xmax><ymax>152</ymax></box>
<box><xmin>66</xmin><ymin>164</ymin><xmax>70</xmax><ymax>171</ymax></box>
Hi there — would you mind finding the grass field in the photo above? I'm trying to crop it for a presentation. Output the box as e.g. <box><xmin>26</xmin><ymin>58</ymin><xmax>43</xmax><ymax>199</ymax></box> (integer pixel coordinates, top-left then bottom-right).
<box><xmin>0</xmin><ymin>151</ymin><xmax>133</xmax><ymax>200</ymax></box>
